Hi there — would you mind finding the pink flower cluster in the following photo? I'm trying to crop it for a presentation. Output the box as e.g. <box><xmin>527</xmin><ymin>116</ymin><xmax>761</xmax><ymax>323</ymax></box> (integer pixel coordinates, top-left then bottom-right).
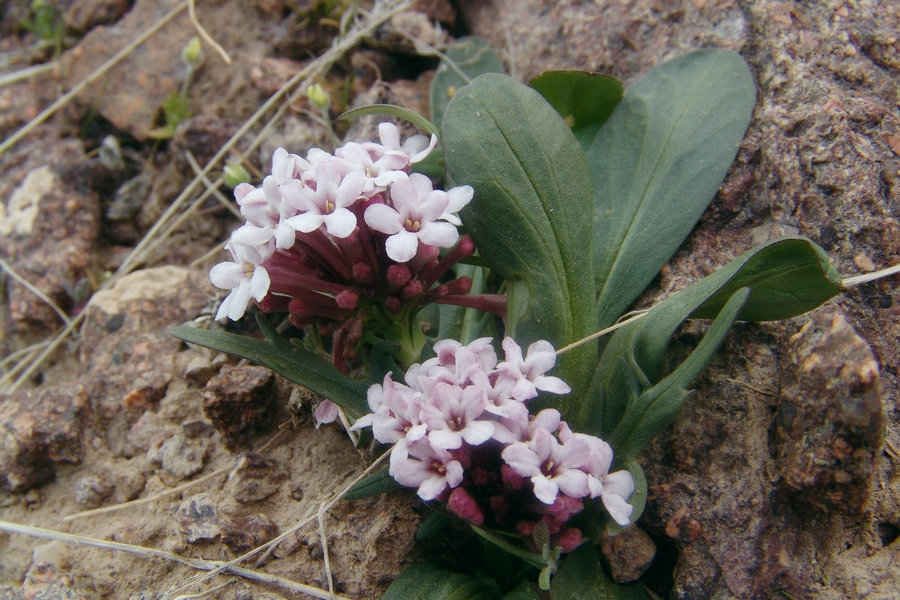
<box><xmin>209</xmin><ymin>123</ymin><xmax>505</xmax><ymax>371</ymax></box>
<box><xmin>351</xmin><ymin>337</ymin><xmax>635</xmax><ymax>550</ymax></box>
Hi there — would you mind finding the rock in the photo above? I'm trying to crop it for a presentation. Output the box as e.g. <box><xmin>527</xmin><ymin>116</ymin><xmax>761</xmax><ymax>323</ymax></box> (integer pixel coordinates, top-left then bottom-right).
<box><xmin>775</xmin><ymin>305</ymin><xmax>884</xmax><ymax>513</ymax></box>
<box><xmin>0</xmin><ymin>585</ymin><xmax>24</xmax><ymax>600</ymax></box>
<box><xmin>600</xmin><ymin>526</ymin><xmax>657</xmax><ymax>584</ymax></box>
<box><xmin>220</xmin><ymin>513</ymin><xmax>280</xmax><ymax>552</ymax></box>
<box><xmin>150</xmin><ymin>421</ymin><xmax>213</xmax><ymax>482</ymax></box>
<box><xmin>172</xmin><ymin>493</ymin><xmax>221</xmax><ymax>543</ymax></box>
<box><xmin>224</xmin><ymin>453</ymin><xmax>287</xmax><ymax>504</ymax></box>
<box><xmin>64</xmin><ymin>0</ymin><xmax>131</xmax><ymax>32</ymax></box>
<box><xmin>0</xmin><ymin>385</ymin><xmax>88</xmax><ymax>492</ymax></box>
<box><xmin>79</xmin><ymin>266</ymin><xmax>213</xmax><ymax>452</ymax></box>
<box><xmin>0</xmin><ymin>153</ymin><xmax>101</xmax><ymax>331</ymax></box>
<box><xmin>73</xmin><ymin>473</ymin><xmax>115</xmax><ymax>508</ymax></box>
<box><xmin>24</xmin><ymin>564</ymin><xmax>86</xmax><ymax>600</ymax></box>
<box><xmin>31</xmin><ymin>541</ymin><xmax>69</xmax><ymax>569</ymax></box>
<box><xmin>203</xmin><ymin>364</ymin><xmax>275</xmax><ymax>450</ymax></box>
<box><xmin>59</xmin><ymin>0</ymin><xmax>195</xmax><ymax>139</ymax></box>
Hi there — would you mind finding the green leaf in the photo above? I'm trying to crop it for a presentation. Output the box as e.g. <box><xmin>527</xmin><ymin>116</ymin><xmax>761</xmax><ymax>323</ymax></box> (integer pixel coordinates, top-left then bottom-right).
<box><xmin>609</xmin><ymin>288</ymin><xmax>749</xmax><ymax>460</ymax></box>
<box><xmin>338</xmin><ymin>103</ymin><xmax>438</xmax><ymax>136</ymax></box>
<box><xmin>529</xmin><ymin>70</ymin><xmax>623</xmax><ymax>147</ymax></box>
<box><xmin>589</xmin><ymin>49</ymin><xmax>757</xmax><ymax>328</ymax></box>
<box><xmin>382</xmin><ymin>563</ymin><xmax>499</xmax><ymax>600</ymax></box>
<box><xmin>690</xmin><ymin>237</ymin><xmax>843</xmax><ymax>321</ymax></box>
<box><xmin>470</xmin><ymin>525</ymin><xmax>547</xmax><ymax>570</ymax></box>
<box><xmin>550</xmin><ymin>545</ymin><xmax>648</xmax><ymax>600</ymax></box>
<box><xmin>171</xmin><ymin>318</ymin><xmax>369</xmax><ymax>419</ymax></box>
<box><xmin>441</xmin><ymin>73</ymin><xmax>597</xmax><ymax>405</ymax></box>
<box><xmin>431</xmin><ymin>37</ymin><xmax>505</xmax><ymax>127</ymax></box>
<box><xmin>579</xmin><ymin>236</ymin><xmax>840</xmax><ymax>440</ymax></box>
<box><xmin>502</xmin><ymin>580</ymin><xmax>542</xmax><ymax>600</ymax></box>
<box><xmin>342</xmin><ymin>467</ymin><xmax>399</xmax><ymax>500</ymax></box>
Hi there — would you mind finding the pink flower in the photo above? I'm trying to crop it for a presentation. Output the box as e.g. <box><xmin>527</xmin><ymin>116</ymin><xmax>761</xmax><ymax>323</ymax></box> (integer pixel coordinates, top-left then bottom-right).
<box><xmin>495</xmin><ymin>338</ymin><xmax>572</xmax><ymax>401</ymax></box>
<box><xmin>389</xmin><ymin>439</ymin><xmax>464</xmax><ymax>501</ymax></box>
<box><xmin>364</xmin><ymin>173</ymin><xmax>464</xmax><ymax>263</ymax></box>
<box><xmin>313</xmin><ymin>399</ymin><xmax>339</xmax><ymax>429</ymax></box>
<box><xmin>352</xmin><ymin>375</ymin><xmax>426</xmax><ymax>444</ymax></box>
<box><xmin>420</xmin><ymin>381</ymin><xmax>495</xmax><ymax>450</ymax></box>
<box><xmin>501</xmin><ymin>429</ymin><xmax>591</xmax><ymax>504</ymax></box>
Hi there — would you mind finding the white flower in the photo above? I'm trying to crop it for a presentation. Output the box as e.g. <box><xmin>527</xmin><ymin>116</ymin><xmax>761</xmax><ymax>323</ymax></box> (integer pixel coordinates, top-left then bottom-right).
<box><xmin>209</xmin><ymin>241</ymin><xmax>271</xmax><ymax>321</ymax></box>
<box><xmin>284</xmin><ymin>159</ymin><xmax>367</xmax><ymax>238</ymax></box>
<box><xmin>364</xmin><ymin>173</ymin><xmax>461</xmax><ymax>262</ymax></box>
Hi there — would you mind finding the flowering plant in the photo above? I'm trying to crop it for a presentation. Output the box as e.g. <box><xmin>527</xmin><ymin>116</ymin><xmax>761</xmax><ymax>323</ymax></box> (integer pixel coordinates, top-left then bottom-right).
<box><xmin>174</xmin><ymin>39</ymin><xmax>843</xmax><ymax>597</ymax></box>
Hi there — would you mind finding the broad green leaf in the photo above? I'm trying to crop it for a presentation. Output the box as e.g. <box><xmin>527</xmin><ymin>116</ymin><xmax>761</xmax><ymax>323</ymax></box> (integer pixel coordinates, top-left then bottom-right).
<box><xmin>442</xmin><ymin>73</ymin><xmax>597</xmax><ymax>405</ymax></box>
<box><xmin>609</xmin><ymin>288</ymin><xmax>749</xmax><ymax>461</ymax></box>
<box><xmin>590</xmin><ymin>49</ymin><xmax>757</xmax><ymax>328</ymax></box>
<box><xmin>529</xmin><ymin>70</ymin><xmax>623</xmax><ymax>148</ymax></box>
<box><xmin>550</xmin><ymin>545</ymin><xmax>648</xmax><ymax>600</ymax></box>
<box><xmin>382</xmin><ymin>563</ymin><xmax>499</xmax><ymax>600</ymax></box>
<box><xmin>690</xmin><ymin>237</ymin><xmax>843</xmax><ymax>320</ymax></box>
<box><xmin>503</xmin><ymin>580</ymin><xmax>542</xmax><ymax>600</ymax></box>
<box><xmin>342</xmin><ymin>467</ymin><xmax>398</xmax><ymax>500</ymax></box>
<box><xmin>338</xmin><ymin>103</ymin><xmax>438</xmax><ymax>136</ymax></box>
<box><xmin>430</xmin><ymin>37</ymin><xmax>505</xmax><ymax>126</ymax></box>
<box><xmin>171</xmin><ymin>318</ymin><xmax>369</xmax><ymax>418</ymax></box>
<box><xmin>577</xmin><ymin>237</ymin><xmax>841</xmax><ymax>438</ymax></box>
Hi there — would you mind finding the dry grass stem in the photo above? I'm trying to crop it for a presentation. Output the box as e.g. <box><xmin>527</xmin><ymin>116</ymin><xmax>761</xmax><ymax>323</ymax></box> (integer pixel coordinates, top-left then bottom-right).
<box><xmin>65</xmin><ymin>427</ymin><xmax>291</xmax><ymax>522</ymax></box>
<box><xmin>0</xmin><ymin>1</ymin><xmax>188</xmax><ymax>156</ymax></box>
<box><xmin>188</xmin><ymin>0</ymin><xmax>233</xmax><ymax>65</ymax></box>
<box><xmin>842</xmin><ymin>264</ymin><xmax>900</xmax><ymax>287</ymax></box>
<box><xmin>184</xmin><ymin>150</ymin><xmax>243</xmax><ymax>219</ymax></box>
<box><xmin>0</xmin><ymin>254</ymin><xmax>72</xmax><ymax>326</ymax></box>
<box><xmin>167</xmin><ymin>447</ymin><xmax>393</xmax><ymax>598</ymax></box>
<box><xmin>0</xmin><ymin>520</ymin><xmax>345</xmax><ymax>600</ymax></box>
<box><xmin>0</xmin><ymin>61</ymin><xmax>56</xmax><ymax>88</ymax></box>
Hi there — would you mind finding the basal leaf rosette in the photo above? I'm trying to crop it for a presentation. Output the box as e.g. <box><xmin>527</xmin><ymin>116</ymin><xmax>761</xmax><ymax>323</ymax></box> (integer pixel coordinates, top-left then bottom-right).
<box><xmin>349</xmin><ymin>336</ymin><xmax>635</xmax><ymax>554</ymax></box>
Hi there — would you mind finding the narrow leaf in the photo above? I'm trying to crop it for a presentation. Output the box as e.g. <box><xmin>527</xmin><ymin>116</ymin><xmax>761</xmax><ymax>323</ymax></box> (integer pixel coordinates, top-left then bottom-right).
<box><xmin>342</xmin><ymin>467</ymin><xmax>398</xmax><ymax>500</ymax></box>
<box><xmin>442</xmin><ymin>73</ymin><xmax>597</xmax><ymax>406</ymax></box>
<box><xmin>577</xmin><ymin>237</ymin><xmax>841</xmax><ymax>436</ymax></box>
<box><xmin>609</xmin><ymin>288</ymin><xmax>749</xmax><ymax>461</ymax></box>
<box><xmin>171</xmin><ymin>322</ymin><xmax>369</xmax><ymax>418</ymax></box>
<box><xmin>589</xmin><ymin>49</ymin><xmax>757</xmax><ymax>328</ymax></box>
<box><xmin>470</xmin><ymin>525</ymin><xmax>547</xmax><ymax>570</ymax></box>
<box><xmin>431</xmin><ymin>37</ymin><xmax>505</xmax><ymax>126</ymax></box>
<box><xmin>338</xmin><ymin>103</ymin><xmax>438</xmax><ymax>136</ymax></box>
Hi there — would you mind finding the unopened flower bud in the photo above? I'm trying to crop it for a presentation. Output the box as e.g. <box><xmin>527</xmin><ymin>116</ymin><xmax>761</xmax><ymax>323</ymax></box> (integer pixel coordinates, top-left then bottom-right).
<box><xmin>307</xmin><ymin>83</ymin><xmax>330</xmax><ymax>111</ymax></box>
<box><xmin>182</xmin><ymin>36</ymin><xmax>203</xmax><ymax>67</ymax></box>
<box><xmin>447</xmin><ymin>488</ymin><xmax>484</xmax><ymax>525</ymax></box>
<box><xmin>223</xmin><ymin>162</ymin><xmax>251</xmax><ymax>188</ymax></box>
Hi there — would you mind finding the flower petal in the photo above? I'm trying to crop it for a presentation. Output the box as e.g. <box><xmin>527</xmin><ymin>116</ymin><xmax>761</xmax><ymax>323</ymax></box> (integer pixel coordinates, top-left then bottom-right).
<box><xmin>385</xmin><ymin>230</ymin><xmax>420</xmax><ymax>263</ymax></box>
<box><xmin>364</xmin><ymin>203</ymin><xmax>403</xmax><ymax>234</ymax></box>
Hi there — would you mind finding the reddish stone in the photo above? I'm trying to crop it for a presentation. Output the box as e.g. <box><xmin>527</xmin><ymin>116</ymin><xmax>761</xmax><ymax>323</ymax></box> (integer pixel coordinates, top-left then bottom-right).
<box><xmin>0</xmin><ymin>385</ymin><xmax>88</xmax><ymax>492</ymax></box>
